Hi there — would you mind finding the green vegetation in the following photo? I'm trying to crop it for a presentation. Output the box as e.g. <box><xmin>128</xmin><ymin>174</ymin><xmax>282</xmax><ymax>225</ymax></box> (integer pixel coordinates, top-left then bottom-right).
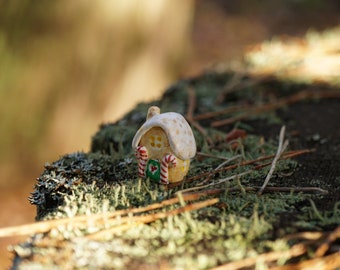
<box><xmin>11</xmin><ymin>72</ymin><xmax>339</xmax><ymax>269</ymax></box>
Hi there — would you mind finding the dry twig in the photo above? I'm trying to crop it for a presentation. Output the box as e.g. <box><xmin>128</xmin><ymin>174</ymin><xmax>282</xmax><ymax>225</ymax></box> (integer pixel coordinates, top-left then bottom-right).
<box><xmin>210</xmin><ymin>227</ymin><xmax>339</xmax><ymax>270</ymax></box>
<box><xmin>196</xmin><ymin>152</ymin><xmax>242</xmax><ymax>161</ymax></box>
<box><xmin>186</xmin><ymin>148</ymin><xmax>313</xmax><ymax>184</ymax></box>
<box><xmin>215</xmin><ymin>73</ymin><xmax>271</xmax><ymax>104</ymax></box>
<box><xmin>211</xmin><ymin>244</ymin><xmax>307</xmax><ymax>270</ymax></box>
<box><xmin>199</xmin><ymin>155</ymin><xmax>242</xmax><ymax>185</ymax></box>
<box><xmin>268</xmin><ymin>252</ymin><xmax>340</xmax><ymax>270</ymax></box>
<box><xmin>179</xmin><ymin>170</ymin><xmax>254</xmax><ymax>194</ymax></box>
<box><xmin>186</xmin><ymin>87</ymin><xmax>213</xmax><ymax>145</ymax></box>
<box><xmin>315</xmin><ymin>225</ymin><xmax>340</xmax><ymax>257</ymax></box>
<box><xmin>211</xmin><ymin>90</ymin><xmax>340</xmax><ymax>127</ymax></box>
<box><xmin>87</xmin><ymin>198</ymin><xmax>219</xmax><ymax>240</ymax></box>
<box><xmin>258</xmin><ymin>126</ymin><xmax>289</xmax><ymax>195</ymax></box>
<box><xmin>0</xmin><ymin>194</ymin><xmax>211</xmax><ymax>238</ymax></box>
<box><xmin>180</xmin><ymin>186</ymin><xmax>328</xmax><ymax>199</ymax></box>
<box><xmin>283</xmin><ymin>231</ymin><xmax>326</xmax><ymax>241</ymax></box>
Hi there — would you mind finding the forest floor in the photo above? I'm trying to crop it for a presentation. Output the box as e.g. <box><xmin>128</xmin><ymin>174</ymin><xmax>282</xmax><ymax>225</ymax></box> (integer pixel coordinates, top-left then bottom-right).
<box><xmin>4</xmin><ymin>70</ymin><xmax>340</xmax><ymax>269</ymax></box>
<box><xmin>1</xmin><ymin>1</ymin><xmax>340</xmax><ymax>268</ymax></box>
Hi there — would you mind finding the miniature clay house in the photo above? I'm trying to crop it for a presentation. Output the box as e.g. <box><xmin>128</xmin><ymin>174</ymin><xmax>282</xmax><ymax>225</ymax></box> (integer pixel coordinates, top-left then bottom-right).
<box><xmin>132</xmin><ymin>106</ymin><xmax>196</xmax><ymax>184</ymax></box>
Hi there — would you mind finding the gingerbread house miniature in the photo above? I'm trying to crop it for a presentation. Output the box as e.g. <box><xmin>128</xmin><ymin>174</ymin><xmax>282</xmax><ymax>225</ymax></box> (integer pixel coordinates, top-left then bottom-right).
<box><xmin>132</xmin><ymin>106</ymin><xmax>196</xmax><ymax>184</ymax></box>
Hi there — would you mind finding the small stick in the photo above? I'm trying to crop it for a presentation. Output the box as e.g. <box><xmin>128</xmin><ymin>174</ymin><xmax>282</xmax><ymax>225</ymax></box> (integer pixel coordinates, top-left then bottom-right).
<box><xmin>215</xmin><ymin>72</ymin><xmax>244</xmax><ymax>104</ymax></box>
<box><xmin>213</xmin><ymin>156</ymin><xmax>242</xmax><ymax>171</ymax></box>
<box><xmin>211</xmin><ymin>244</ymin><xmax>307</xmax><ymax>270</ymax></box>
<box><xmin>193</xmin><ymin>104</ymin><xmax>251</xmax><ymax>121</ymax></box>
<box><xmin>212</xmin><ymin>114</ymin><xmax>249</xmax><ymax>127</ymax></box>
<box><xmin>181</xmin><ymin>186</ymin><xmax>328</xmax><ymax>197</ymax></box>
<box><xmin>179</xmin><ymin>170</ymin><xmax>254</xmax><ymax>194</ymax></box>
<box><xmin>315</xmin><ymin>225</ymin><xmax>340</xmax><ymax>257</ymax></box>
<box><xmin>255</xmin><ymin>186</ymin><xmax>328</xmax><ymax>194</ymax></box>
<box><xmin>268</xmin><ymin>252</ymin><xmax>340</xmax><ymax>270</ymax></box>
<box><xmin>200</xmin><ymin>155</ymin><xmax>242</xmax><ymax>185</ymax></box>
<box><xmin>283</xmin><ymin>231</ymin><xmax>326</xmax><ymax>241</ymax></box>
<box><xmin>186</xmin><ymin>148</ymin><xmax>313</xmax><ymax>184</ymax></box>
<box><xmin>258</xmin><ymin>126</ymin><xmax>288</xmax><ymax>195</ymax></box>
<box><xmin>215</xmin><ymin>73</ymin><xmax>270</xmax><ymax>104</ymax></box>
<box><xmin>0</xmin><ymin>194</ymin><xmax>206</xmax><ymax>238</ymax></box>
<box><xmin>86</xmin><ymin>198</ymin><xmax>219</xmax><ymax>240</ymax></box>
<box><xmin>186</xmin><ymin>87</ymin><xmax>213</xmax><ymax>145</ymax></box>
<box><xmin>196</xmin><ymin>152</ymin><xmax>242</xmax><ymax>161</ymax></box>
<box><xmin>211</xmin><ymin>90</ymin><xmax>340</xmax><ymax>127</ymax></box>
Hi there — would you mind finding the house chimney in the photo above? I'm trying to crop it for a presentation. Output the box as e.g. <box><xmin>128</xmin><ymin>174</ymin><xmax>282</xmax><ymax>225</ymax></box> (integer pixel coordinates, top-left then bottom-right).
<box><xmin>146</xmin><ymin>106</ymin><xmax>160</xmax><ymax>120</ymax></box>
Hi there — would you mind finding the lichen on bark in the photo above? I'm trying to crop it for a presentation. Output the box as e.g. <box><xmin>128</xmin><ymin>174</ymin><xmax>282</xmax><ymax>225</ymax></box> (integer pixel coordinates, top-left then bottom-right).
<box><xmin>12</xmin><ymin>71</ymin><xmax>340</xmax><ymax>269</ymax></box>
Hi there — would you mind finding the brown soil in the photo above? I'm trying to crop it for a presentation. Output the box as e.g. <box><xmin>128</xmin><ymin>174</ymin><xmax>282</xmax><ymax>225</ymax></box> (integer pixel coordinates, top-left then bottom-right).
<box><xmin>261</xmin><ymin>100</ymin><xmax>338</xmax><ymax>193</ymax></box>
<box><xmin>212</xmin><ymin>78</ymin><xmax>340</xmax><ymax>221</ymax></box>
<box><xmin>278</xmin><ymin>100</ymin><xmax>340</xmax><ymax>205</ymax></box>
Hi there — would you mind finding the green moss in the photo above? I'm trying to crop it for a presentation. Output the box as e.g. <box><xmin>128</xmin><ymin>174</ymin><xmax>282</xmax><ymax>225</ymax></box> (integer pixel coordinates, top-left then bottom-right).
<box><xmin>19</xmin><ymin>71</ymin><xmax>339</xmax><ymax>269</ymax></box>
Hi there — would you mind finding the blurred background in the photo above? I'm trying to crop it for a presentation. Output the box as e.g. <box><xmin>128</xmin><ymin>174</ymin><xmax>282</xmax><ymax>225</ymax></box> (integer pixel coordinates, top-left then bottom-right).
<box><xmin>1</xmin><ymin>0</ymin><xmax>340</xmax><ymax>267</ymax></box>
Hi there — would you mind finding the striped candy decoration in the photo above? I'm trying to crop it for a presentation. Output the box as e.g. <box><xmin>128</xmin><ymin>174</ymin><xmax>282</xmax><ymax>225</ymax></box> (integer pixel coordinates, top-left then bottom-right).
<box><xmin>160</xmin><ymin>154</ymin><xmax>177</xmax><ymax>184</ymax></box>
<box><xmin>135</xmin><ymin>146</ymin><xmax>148</xmax><ymax>178</ymax></box>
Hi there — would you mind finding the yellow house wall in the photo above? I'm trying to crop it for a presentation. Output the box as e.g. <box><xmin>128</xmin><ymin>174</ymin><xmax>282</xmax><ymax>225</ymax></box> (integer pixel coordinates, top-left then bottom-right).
<box><xmin>139</xmin><ymin>127</ymin><xmax>190</xmax><ymax>182</ymax></box>
<box><xmin>168</xmin><ymin>159</ymin><xmax>190</xmax><ymax>183</ymax></box>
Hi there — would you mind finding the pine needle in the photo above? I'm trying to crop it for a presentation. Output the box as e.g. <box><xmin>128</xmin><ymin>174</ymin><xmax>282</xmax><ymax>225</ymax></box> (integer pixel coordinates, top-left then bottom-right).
<box><xmin>258</xmin><ymin>126</ymin><xmax>288</xmax><ymax>195</ymax></box>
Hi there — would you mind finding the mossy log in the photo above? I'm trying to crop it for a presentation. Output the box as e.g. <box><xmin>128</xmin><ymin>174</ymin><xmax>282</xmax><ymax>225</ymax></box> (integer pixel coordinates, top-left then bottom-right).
<box><xmin>10</xmin><ymin>70</ymin><xmax>340</xmax><ymax>269</ymax></box>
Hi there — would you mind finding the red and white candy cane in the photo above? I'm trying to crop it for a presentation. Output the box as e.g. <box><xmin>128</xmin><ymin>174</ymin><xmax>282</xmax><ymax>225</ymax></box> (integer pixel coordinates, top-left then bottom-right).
<box><xmin>160</xmin><ymin>154</ymin><xmax>177</xmax><ymax>184</ymax></box>
<box><xmin>135</xmin><ymin>146</ymin><xmax>148</xmax><ymax>178</ymax></box>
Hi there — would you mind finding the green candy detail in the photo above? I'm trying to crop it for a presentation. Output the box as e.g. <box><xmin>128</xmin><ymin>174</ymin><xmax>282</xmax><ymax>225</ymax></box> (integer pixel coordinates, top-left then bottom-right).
<box><xmin>146</xmin><ymin>159</ymin><xmax>161</xmax><ymax>182</ymax></box>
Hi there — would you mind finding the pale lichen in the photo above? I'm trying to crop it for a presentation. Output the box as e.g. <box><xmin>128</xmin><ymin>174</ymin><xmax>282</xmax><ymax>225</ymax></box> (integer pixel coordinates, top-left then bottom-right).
<box><xmin>16</xmin><ymin>71</ymin><xmax>339</xmax><ymax>269</ymax></box>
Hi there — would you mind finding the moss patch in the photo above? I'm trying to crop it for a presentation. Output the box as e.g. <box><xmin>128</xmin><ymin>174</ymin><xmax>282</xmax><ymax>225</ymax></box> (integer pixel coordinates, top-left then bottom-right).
<box><xmin>12</xmin><ymin>70</ymin><xmax>340</xmax><ymax>269</ymax></box>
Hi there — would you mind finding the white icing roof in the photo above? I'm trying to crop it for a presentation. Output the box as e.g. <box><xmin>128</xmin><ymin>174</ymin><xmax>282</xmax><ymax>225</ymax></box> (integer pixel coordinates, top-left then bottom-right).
<box><xmin>132</xmin><ymin>107</ymin><xmax>196</xmax><ymax>160</ymax></box>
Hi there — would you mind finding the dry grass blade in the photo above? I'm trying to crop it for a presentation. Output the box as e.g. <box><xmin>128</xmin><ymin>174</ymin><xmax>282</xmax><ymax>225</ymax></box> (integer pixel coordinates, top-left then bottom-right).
<box><xmin>255</xmin><ymin>186</ymin><xmax>328</xmax><ymax>194</ymax></box>
<box><xmin>186</xmin><ymin>87</ymin><xmax>213</xmax><ymax>145</ymax></box>
<box><xmin>196</xmin><ymin>152</ymin><xmax>242</xmax><ymax>161</ymax></box>
<box><xmin>283</xmin><ymin>231</ymin><xmax>326</xmax><ymax>241</ymax></box>
<box><xmin>315</xmin><ymin>225</ymin><xmax>340</xmax><ymax>257</ymax></box>
<box><xmin>180</xmin><ymin>170</ymin><xmax>253</xmax><ymax>194</ymax></box>
<box><xmin>258</xmin><ymin>126</ymin><xmax>288</xmax><ymax>195</ymax></box>
<box><xmin>0</xmin><ymin>194</ymin><xmax>207</xmax><ymax>238</ymax></box>
<box><xmin>193</xmin><ymin>104</ymin><xmax>251</xmax><ymax>121</ymax></box>
<box><xmin>185</xmin><ymin>148</ymin><xmax>314</xmax><ymax>184</ymax></box>
<box><xmin>211</xmin><ymin>90</ymin><xmax>340</xmax><ymax>127</ymax></box>
<box><xmin>215</xmin><ymin>73</ymin><xmax>271</xmax><ymax>105</ymax></box>
<box><xmin>86</xmin><ymin>198</ymin><xmax>219</xmax><ymax>240</ymax></box>
<box><xmin>199</xmin><ymin>155</ymin><xmax>242</xmax><ymax>185</ymax></box>
<box><xmin>211</xmin><ymin>244</ymin><xmax>307</xmax><ymax>270</ymax></box>
<box><xmin>268</xmin><ymin>252</ymin><xmax>340</xmax><ymax>270</ymax></box>
<box><xmin>180</xmin><ymin>186</ymin><xmax>328</xmax><ymax>200</ymax></box>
